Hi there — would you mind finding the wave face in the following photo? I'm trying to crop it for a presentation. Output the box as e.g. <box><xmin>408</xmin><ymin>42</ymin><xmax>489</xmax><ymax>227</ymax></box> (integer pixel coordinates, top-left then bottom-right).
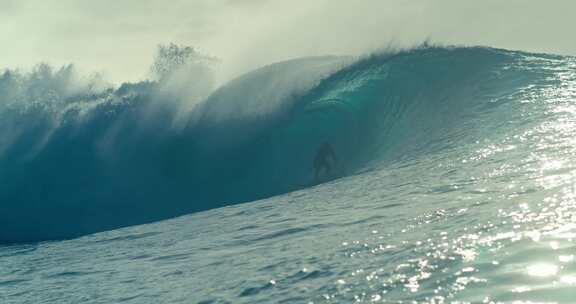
<box><xmin>0</xmin><ymin>47</ymin><xmax>552</xmax><ymax>242</ymax></box>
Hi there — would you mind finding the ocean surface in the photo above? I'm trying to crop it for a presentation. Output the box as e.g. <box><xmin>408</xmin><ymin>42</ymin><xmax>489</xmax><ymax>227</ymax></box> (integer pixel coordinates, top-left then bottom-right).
<box><xmin>2</xmin><ymin>46</ymin><xmax>576</xmax><ymax>303</ymax></box>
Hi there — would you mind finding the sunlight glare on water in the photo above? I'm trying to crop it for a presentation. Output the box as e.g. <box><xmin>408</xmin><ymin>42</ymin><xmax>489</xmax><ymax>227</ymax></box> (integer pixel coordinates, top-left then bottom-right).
<box><xmin>2</xmin><ymin>48</ymin><xmax>576</xmax><ymax>303</ymax></box>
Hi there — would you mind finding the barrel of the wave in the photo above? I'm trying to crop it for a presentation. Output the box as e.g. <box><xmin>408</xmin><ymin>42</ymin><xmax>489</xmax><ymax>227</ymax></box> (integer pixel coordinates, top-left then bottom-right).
<box><xmin>0</xmin><ymin>47</ymin><xmax>523</xmax><ymax>243</ymax></box>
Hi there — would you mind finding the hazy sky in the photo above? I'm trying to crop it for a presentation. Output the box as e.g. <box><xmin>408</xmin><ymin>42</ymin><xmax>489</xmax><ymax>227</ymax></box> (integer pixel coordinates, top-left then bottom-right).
<box><xmin>1</xmin><ymin>0</ymin><xmax>575</xmax><ymax>83</ymax></box>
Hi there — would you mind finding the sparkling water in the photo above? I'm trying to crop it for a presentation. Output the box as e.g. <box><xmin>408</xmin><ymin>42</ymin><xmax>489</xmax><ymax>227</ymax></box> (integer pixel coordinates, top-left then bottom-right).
<box><xmin>2</xmin><ymin>47</ymin><xmax>576</xmax><ymax>303</ymax></box>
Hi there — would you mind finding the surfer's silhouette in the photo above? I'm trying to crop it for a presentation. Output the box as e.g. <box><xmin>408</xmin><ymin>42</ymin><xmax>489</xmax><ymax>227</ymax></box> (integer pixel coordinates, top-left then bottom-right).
<box><xmin>313</xmin><ymin>142</ymin><xmax>337</xmax><ymax>182</ymax></box>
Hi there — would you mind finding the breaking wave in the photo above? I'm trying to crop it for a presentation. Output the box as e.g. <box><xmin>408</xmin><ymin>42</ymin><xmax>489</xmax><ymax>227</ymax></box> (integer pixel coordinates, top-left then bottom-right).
<box><xmin>0</xmin><ymin>46</ymin><xmax>546</xmax><ymax>242</ymax></box>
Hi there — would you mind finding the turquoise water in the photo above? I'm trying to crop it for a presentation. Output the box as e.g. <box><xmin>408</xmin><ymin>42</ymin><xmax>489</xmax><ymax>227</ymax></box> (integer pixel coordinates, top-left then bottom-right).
<box><xmin>2</xmin><ymin>47</ymin><xmax>576</xmax><ymax>302</ymax></box>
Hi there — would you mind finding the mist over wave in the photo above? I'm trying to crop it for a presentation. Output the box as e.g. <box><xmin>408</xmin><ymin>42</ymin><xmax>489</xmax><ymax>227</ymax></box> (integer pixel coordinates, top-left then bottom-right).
<box><xmin>0</xmin><ymin>45</ymin><xmax>546</xmax><ymax>242</ymax></box>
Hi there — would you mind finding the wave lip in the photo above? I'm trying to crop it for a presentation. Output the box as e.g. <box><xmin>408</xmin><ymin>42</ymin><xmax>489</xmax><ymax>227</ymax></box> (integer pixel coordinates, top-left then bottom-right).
<box><xmin>0</xmin><ymin>46</ymin><xmax>541</xmax><ymax>242</ymax></box>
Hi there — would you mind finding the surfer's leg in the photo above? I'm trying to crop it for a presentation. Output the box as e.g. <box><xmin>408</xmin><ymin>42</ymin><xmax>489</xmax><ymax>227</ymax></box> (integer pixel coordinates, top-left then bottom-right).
<box><xmin>314</xmin><ymin>164</ymin><xmax>321</xmax><ymax>181</ymax></box>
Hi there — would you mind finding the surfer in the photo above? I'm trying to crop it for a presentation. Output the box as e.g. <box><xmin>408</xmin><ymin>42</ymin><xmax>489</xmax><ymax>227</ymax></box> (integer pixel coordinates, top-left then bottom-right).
<box><xmin>314</xmin><ymin>142</ymin><xmax>337</xmax><ymax>182</ymax></box>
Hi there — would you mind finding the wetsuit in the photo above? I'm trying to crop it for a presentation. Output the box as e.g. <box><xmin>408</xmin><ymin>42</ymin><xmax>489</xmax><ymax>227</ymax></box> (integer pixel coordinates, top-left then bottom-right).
<box><xmin>314</xmin><ymin>142</ymin><xmax>337</xmax><ymax>181</ymax></box>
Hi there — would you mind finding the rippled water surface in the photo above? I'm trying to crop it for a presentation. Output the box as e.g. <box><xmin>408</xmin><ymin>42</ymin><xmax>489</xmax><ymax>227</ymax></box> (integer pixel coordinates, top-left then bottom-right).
<box><xmin>2</xmin><ymin>50</ymin><xmax>576</xmax><ymax>303</ymax></box>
